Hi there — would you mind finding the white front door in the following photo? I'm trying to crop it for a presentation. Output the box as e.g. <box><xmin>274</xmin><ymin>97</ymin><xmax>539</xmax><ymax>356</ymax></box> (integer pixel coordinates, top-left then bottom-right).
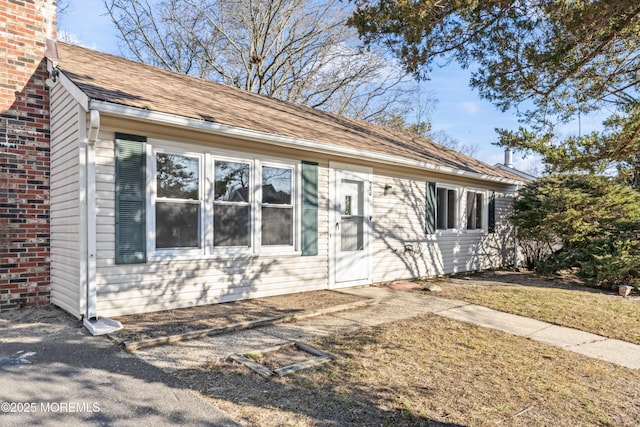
<box><xmin>333</xmin><ymin>168</ymin><xmax>371</xmax><ymax>287</ymax></box>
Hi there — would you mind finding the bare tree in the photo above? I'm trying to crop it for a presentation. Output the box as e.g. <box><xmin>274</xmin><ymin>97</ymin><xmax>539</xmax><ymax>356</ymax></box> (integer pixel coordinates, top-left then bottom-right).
<box><xmin>103</xmin><ymin>0</ymin><xmax>421</xmax><ymax>122</ymax></box>
<box><xmin>428</xmin><ymin>130</ymin><xmax>478</xmax><ymax>158</ymax></box>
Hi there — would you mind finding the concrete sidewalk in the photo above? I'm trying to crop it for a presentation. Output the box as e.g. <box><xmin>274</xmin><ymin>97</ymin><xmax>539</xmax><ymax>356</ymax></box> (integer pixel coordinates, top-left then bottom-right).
<box><xmin>343</xmin><ymin>286</ymin><xmax>640</xmax><ymax>370</ymax></box>
<box><xmin>132</xmin><ymin>285</ymin><xmax>640</xmax><ymax>372</ymax></box>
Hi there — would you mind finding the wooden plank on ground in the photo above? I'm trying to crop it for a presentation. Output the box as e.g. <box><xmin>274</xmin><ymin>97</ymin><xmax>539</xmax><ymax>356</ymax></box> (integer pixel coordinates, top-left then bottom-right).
<box><xmin>229</xmin><ymin>354</ymin><xmax>274</xmax><ymax>378</ymax></box>
<box><xmin>273</xmin><ymin>356</ymin><xmax>333</xmax><ymax>376</ymax></box>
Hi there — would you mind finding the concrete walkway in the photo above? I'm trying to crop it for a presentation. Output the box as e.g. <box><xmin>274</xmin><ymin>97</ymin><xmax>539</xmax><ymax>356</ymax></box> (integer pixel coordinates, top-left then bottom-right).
<box><xmin>132</xmin><ymin>286</ymin><xmax>640</xmax><ymax>372</ymax></box>
<box><xmin>344</xmin><ymin>287</ymin><xmax>640</xmax><ymax>370</ymax></box>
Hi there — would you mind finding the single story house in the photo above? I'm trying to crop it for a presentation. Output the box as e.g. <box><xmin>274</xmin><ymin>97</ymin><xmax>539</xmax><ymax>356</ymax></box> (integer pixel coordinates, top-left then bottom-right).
<box><xmin>47</xmin><ymin>42</ymin><xmax>523</xmax><ymax>319</ymax></box>
<box><xmin>1</xmin><ymin>0</ymin><xmax>523</xmax><ymax>321</ymax></box>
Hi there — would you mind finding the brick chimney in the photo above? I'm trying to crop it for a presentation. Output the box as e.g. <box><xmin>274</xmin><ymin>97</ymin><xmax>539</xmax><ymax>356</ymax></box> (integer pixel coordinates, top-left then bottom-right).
<box><xmin>1</xmin><ymin>0</ymin><xmax>56</xmax><ymax>309</ymax></box>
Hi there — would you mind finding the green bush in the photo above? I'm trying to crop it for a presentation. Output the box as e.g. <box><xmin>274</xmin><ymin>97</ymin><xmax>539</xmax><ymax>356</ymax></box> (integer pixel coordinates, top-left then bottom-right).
<box><xmin>512</xmin><ymin>174</ymin><xmax>640</xmax><ymax>289</ymax></box>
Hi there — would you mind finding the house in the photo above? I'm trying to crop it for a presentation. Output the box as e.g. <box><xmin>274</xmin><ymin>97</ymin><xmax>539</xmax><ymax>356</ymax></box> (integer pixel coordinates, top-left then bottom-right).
<box><xmin>2</xmin><ymin>1</ymin><xmax>523</xmax><ymax>322</ymax></box>
<box><xmin>496</xmin><ymin>148</ymin><xmax>538</xmax><ymax>182</ymax></box>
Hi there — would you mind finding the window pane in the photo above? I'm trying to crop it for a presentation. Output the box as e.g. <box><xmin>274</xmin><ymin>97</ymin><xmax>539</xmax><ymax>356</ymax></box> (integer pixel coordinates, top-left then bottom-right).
<box><xmin>156</xmin><ymin>202</ymin><xmax>199</xmax><ymax>248</ymax></box>
<box><xmin>262</xmin><ymin>166</ymin><xmax>291</xmax><ymax>204</ymax></box>
<box><xmin>156</xmin><ymin>154</ymin><xmax>199</xmax><ymax>199</ymax></box>
<box><xmin>262</xmin><ymin>207</ymin><xmax>293</xmax><ymax>245</ymax></box>
<box><xmin>475</xmin><ymin>193</ymin><xmax>483</xmax><ymax>229</ymax></box>
<box><xmin>437</xmin><ymin>188</ymin><xmax>447</xmax><ymax>230</ymax></box>
<box><xmin>341</xmin><ymin>217</ymin><xmax>364</xmax><ymax>251</ymax></box>
<box><xmin>342</xmin><ymin>180</ymin><xmax>363</xmax><ymax>216</ymax></box>
<box><xmin>215</xmin><ymin>161</ymin><xmax>250</xmax><ymax>202</ymax></box>
<box><xmin>214</xmin><ymin>205</ymin><xmax>250</xmax><ymax>247</ymax></box>
<box><xmin>447</xmin><ymin>189</ymin><xmax>456</xmax><ymax>229</ymax></box>
<box><xmin>467</xmin><ymin>192</ymin><xmax>476</xmax><ymax>229</ymax></box>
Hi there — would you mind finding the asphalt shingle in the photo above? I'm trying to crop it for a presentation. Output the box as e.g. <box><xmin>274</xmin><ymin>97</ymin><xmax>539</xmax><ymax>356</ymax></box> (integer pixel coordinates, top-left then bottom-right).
<box><xmin>55</xmin><ymin>42</ymin><xmax>522</xmax><ymax>181</ymax></box>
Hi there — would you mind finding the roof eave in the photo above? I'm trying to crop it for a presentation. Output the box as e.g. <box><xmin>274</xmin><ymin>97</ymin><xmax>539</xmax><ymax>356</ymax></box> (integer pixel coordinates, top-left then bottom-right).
<box><xmin>90</xmin><ymin>100</ymin><xmax>523</xmax><ymax>186</ymax></box>
<box><xmin>49</xmin><ymin>59</ymin><xmax>90</xmax><ymax>110</ymax></box>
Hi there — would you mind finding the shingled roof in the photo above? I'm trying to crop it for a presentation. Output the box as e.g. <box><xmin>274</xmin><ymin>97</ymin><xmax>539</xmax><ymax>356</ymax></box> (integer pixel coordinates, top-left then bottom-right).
<box><xmin>54</xmin><ymin>42</ymin><xmax>521</xmax><ymax>182</ymax></box>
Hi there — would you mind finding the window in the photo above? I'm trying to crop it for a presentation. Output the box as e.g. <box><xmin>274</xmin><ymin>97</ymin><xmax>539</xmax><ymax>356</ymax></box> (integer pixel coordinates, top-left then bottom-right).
<box><xmin>466</xmin><ymin>191</ymin><xmax>484</xmax><ymax>230</ymax></box>
<box><xmin>213</xmin><ymin>160</ymin><xmax>251</xmax><ymax>247</ymax></box>
<box><xmin>436</xmin><ymin>187</ymin><xmax>457</xmax><ymax>230</ymax></box>
<box><xmin>261</xmin><ymin>165</ymin><xmax>294</xmax><ymax>246</ymax></box>
<box><xmin>145</xmin><ymin>140</ymin><xmax>304</xmax><ymax>257</ymax></box>
<box><xmin>155</xmin><ymin>153</ymin><xmax>200</xmax><ymax>248</ymax></box>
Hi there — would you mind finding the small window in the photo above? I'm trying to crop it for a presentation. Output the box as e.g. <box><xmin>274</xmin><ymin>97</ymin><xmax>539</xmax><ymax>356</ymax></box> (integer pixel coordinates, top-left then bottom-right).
<box><xmin>213</xmin><ymin>160</ymin><xmax>251</xmax><ymax>247</ymax></box>
<box><xmin>155</xmin><ymin>153</ymin><xmax>200</xmax><ymax>248</ymax></box>
<box><xmin>466</xmin><ymin>191</ymin><xmax>484</xmax><ymax>230</ymax></box>
<box><xmin>436</xmin><ymin>187</ymin><xmax>457</xmax><ymax>230</ymax></box>
<box><xmin>261</xmin><ymin>165</ymin><xmax>294</xmax><ymax>246</ymax></box>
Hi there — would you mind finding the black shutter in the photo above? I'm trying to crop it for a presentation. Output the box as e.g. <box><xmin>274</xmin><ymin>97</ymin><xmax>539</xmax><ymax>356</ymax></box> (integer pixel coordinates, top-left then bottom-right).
<box><xmin>425</xmin><ymin>181</ymin><xmax>436</xmax><ymax>234</ymax></box>
<box><xmin>115</xmin><ymin>133</ymin><xmax>147</xmax><ymax>264</ymax></box>
<box><xmin>301</xmin><ymin>161</ymin><xmax>319</xmax><ymax>256</ymax></box>
<box><xmin>488</xmin><ymin>191</ymin><xmax>496</xmax><ymax>234</ymax></box>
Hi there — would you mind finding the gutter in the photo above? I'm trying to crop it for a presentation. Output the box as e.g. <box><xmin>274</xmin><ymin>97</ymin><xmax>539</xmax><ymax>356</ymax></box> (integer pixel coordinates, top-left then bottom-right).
<box><xmin>82</xmin><ymin>109</ymin><xmax>123</xmax><ymax>336</ymax></box>
<box><xmin>89</xmin><ymin>100</ymin><xmax>523</xmax><ymax>187</ymax></box>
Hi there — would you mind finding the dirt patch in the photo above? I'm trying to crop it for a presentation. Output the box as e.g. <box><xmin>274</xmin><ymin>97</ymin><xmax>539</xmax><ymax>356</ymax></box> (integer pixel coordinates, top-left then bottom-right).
<box><xmin>253</xmin><ymin>345</ymin><xmax>313</xmax><ymax>371</ymax></box>
<box><xmin>110</xmin><ymin>290</ymin><xmax>368</xmax><ymax>343</ymax></box>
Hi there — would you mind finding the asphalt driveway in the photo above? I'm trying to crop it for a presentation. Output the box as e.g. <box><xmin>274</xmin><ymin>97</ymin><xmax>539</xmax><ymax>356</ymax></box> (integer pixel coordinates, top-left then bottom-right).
<box><xmin>0</xmin><ymin>306</ymin><xmax>237</xmax><ymax>427</ymax></box>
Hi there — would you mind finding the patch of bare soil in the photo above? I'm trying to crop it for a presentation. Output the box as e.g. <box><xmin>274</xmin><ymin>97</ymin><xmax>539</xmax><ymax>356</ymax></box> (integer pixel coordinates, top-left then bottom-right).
<box><xmin>0</xmin><ymin>305</ymin><xmax>80</xmax><ymax>342</ymax></box>
<box><xmin>256</xmin><ymin>345</ymin><xmax>314</xmax><ymax>371</ymax></box>
<box><xmin>0</xmin><ymin>304</ymin><xmax>75</xmax><ymax>324</ymax></box>
<box><xmin>110</xmin><ymin>290</ymin><xmax>367</xmax><ymax>343</ymax></box>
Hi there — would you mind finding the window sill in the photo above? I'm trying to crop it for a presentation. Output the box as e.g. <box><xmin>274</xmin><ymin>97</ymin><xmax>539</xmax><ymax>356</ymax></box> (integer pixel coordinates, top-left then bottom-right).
<box><xmin>465</xmin><ymin>229</ymin><xmax>487</xmax><ymax>235</ymax></box>
<box><xmin>434</xmin><ymin>229</ymin><xmax>460</xmax><ymax>236</ymax></box>
<box><xmin>148</xmin><ymin>249</ymin><xmax>302</xmax><ymax>262</ymax></box>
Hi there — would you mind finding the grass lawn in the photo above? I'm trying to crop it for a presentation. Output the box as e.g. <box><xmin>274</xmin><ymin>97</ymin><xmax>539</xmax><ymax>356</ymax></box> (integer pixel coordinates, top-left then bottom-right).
<box><xmin>426</xmin><ymin>271</ymin><xmax>640</xmax><ymax>345</ymax></box>
<box><xmin>173</xmin><ymin>271</ymin><xmax>640</xmax><ymax>426</ymax></box>
<box><xmin>178</xmin><ymin>314</ymin><xmax>640</xmax><ymax>426</ymax></box>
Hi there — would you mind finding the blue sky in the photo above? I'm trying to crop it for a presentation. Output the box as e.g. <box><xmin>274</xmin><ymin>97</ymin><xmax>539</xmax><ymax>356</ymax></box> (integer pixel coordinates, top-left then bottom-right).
<box><xmin>58</xmin><ymin>0</ymin><xmax>537</xmax><ymax>171</ymax></box>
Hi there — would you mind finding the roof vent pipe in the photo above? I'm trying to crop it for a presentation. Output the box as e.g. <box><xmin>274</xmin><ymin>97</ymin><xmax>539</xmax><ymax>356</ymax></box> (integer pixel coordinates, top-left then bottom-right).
<box><xmin>504</xmin><ymin>148</ymin><xmax>513</xmax><ymax>168</ymax></box>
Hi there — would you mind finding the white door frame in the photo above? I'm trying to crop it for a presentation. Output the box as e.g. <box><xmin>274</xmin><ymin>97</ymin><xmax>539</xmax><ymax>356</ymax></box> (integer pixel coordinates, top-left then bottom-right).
<box><xmin>329</xmin><ymin>162</ymin><xmax>373</xmax><ymax>288</ymax></box>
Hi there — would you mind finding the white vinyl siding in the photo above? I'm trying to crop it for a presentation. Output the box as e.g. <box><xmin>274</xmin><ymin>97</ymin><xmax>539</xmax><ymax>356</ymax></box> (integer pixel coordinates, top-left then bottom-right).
<box><xmin>50</xmin><ymin>83</ymin><xmax>84</xmax><ymax>318</ymax></box>
<box><xmin>94</xmin><ymin>130</ymin><xmax>329</xmax><ymax>316</ymax></box>
<box><xmin>371</xmin><ymin>172</ymin><xmax>516</xmax><ymax>283</ymax></box>
<box><xmin>92</xmin><ymin>131</ymin><xmax>515</xmax><ymax>316</ymax></box>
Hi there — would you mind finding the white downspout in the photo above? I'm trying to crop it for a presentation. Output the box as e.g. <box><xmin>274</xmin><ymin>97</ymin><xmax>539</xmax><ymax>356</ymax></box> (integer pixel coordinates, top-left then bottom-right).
<box><xmin>86</xmin><ymin>109</ymin><xmax>99</xmax><ymax>320</ymax></box>
<box><xmin>82</xmin><ymin>110</ymin><xmax>122</xmax><ymax>335</ymax></box>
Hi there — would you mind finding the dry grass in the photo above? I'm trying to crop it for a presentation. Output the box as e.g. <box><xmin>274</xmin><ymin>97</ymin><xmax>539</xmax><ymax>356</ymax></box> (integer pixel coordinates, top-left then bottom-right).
<box><xmin>176</xmin><ymin>314</ymin><xmax>640</xmax><ymax>426</ymax></box>
<box><xmin>167</xmin><ymin>271</ymin><xmax>640</xmax><ymax>425</ymax></box>
<box><xmin>427</xmin><ymin>271</ymin><xmax>640</xmax><ymax>345</ymax></box>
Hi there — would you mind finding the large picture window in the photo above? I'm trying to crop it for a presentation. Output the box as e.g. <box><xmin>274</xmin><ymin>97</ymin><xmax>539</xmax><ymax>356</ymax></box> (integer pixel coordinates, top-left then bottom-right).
<box><xmin>213</xmin><ymin>160</ymin><xmax>252</xmax><ymax>247</ymax></box>
<box><xmin>155</xmin><ymin>153</ymin><xmax>201</xmax><ymax>248</ymax></box>
<box><xmin>148</xmin><ymin>141</ymin><xmax>301</xmax><ymax>257</ymax></box>
<box><xmin>436</xmin><ymin>187</ymin><xmax>457</xmax><ymax>230</ymax></box>
<box><xmin>466</xmin><ymin>191</ymin><xmax>484</xmax><ymax>231</ymax></box>
<box><xmin>261</xmin><ymin>165</ymin><xmax>294</xmax><ymax>246</ymax></box>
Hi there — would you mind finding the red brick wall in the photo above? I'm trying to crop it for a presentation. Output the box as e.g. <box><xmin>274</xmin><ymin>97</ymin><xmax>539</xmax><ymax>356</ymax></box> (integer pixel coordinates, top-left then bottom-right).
<box><xmin>1</xmin><ymin>0</ymin><xmax>56</xmax><ymax>309</ymax></box>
